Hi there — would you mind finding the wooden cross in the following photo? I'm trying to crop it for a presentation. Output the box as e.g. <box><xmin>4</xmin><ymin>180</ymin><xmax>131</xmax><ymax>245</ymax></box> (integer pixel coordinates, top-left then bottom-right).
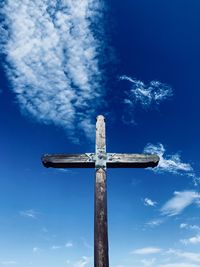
<box><xmin>41</xmin><ymin>115</ymin><xmax>159</xmax><ymax>267</ymax></box>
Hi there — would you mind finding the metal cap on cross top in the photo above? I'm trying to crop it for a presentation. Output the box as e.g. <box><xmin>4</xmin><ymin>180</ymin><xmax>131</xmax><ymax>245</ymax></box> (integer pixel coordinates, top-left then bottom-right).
<box><xmin>41</xmin><ymin>115</ymin><xmax>159</xmax><ymax>267</ymax></box>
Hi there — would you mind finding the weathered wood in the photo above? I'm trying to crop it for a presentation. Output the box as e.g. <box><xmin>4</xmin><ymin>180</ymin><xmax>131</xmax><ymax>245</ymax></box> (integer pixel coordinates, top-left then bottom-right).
<box><xmin>42</xmin><ymin>154</ymin><xmax>95</xmax><ymax>168</ymax></box>
<box><xmin>96</xmin><ymin>115</ymin><xmax>106</xmax><ymax>151</ymax></box>
<box><xmin>107</xmin><ymin>153</ymin><xmax>159</xmax><ymax>168</ymax></box>
<box><xmin>95</xmin><ymin>116</ymin><xmax>109</xmax><ymax>267</ymax></box>
<box><xmin>42</xmin><ymin>153</ymin><xmax>159</xmax><ymax>169</ymax></box>
<box><xmin>95</xmin><ymin>168</ymin><xmax>109</xmax><ymax>267</ymax></box>
<box><xmin>41</xmin><ymin>114</ymin><xmax>160</xmax><ymax>267</ymax></box>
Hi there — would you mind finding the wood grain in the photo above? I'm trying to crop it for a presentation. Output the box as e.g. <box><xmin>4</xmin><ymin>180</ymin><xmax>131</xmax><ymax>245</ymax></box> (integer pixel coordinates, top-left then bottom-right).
<box><xmin>94</xmin><ymin>168</ymin><xmax>109</xmax><ymax>267</ymax></box>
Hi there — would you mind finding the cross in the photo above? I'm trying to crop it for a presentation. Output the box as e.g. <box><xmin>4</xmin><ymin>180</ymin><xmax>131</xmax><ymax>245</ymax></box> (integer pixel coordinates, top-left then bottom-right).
<box><xmin>41</xmin><ymin>115</ymin><xmax>159</xmax><ymax>267</ymax></box>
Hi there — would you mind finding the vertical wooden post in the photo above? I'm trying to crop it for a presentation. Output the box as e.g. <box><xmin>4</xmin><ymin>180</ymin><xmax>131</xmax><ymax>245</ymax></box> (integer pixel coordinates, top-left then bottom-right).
<box><xmin>94</xmin><ymin>115</ymin><xmax>109</xmax><ymax>267</ymax></box>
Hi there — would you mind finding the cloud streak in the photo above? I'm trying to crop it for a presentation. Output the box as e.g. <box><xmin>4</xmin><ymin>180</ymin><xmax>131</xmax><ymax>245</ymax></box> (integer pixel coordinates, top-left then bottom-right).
<box><xmin>161</xmin><ymin>191</ymin><xmax>200</xmax><ymax>217</ymax></box>
<box><xmin>74</xmin><ymin>256</ymin><xmax>91</xmax><ymax>267</ymax></box>
<box><xmin>19</xmin><ymin>209</ymin><xmax>39</xmax><ymax>219</ymax></box>
<box><xmin>181</xmin><ymin>235</ymin><xmax>200</xmax><ymax>245</ymax></box>
<box><xmin>146</xmin><ymin>191</ymin><xmax>200</xmax><ymax>229</ymax></box>
<box><xmin>131</xmin><ymin>247</ymin><xmax>162</xmax><ymax>255</ymax></box>
<box><xmin>144</xmin><ymin>143</ymin><xmax>200</xmax><ymax>185</ymax></box>
<box><xmin>120</xmin><ymin>75</ymin><xmax>172</xmax><ymax>108</ymax></box>
<box><xmin>144</xmin><ymin>143</ymin><xmax>192</xmax><ymax>174</ymax></box>
<box><xmin>1</xmin><ymin>0</ymin><xmax>107</xmax><ymax>140</ymax></box>
<box><xmin>144</xmin><ymin>198</ymin><xmax>157</xmax><ymax>207</ymax></box>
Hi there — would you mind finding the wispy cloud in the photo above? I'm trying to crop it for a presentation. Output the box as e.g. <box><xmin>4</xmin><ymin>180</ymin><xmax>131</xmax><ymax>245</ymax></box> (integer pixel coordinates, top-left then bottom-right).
<box><xmin>161</xmin><ymin>191</ymin><xmax>200</xmax><ymax>217</ymax></box>
<box><xmin>51</xmin><ymin>245</ymin><xmax>61</xmax><ymax>250</ymax></box>
<box><xmin>167</xmin><ymin>249</ymin><xmax>200</xmax><ymax>263</ymax></box>
<box><xmin>74</xmin><ymin>256</ymin><xmax>91</xmax><ymax>267</ymax></box>
<box><xmin>131</xmin><ymin>247</ymin><xmax>162</xmax><ymax>255</ymax></box>
<box><xmin>33</xmin><ymin>247</ymin><xmax>41</xmax><ymax>253</ymax></box>
<box><xmin>180</xmin><ymin>223</ymin><xmax>200</xmax><ymax>231</ymax></box>
<box><xmin>144</xmin><ymin>143</ymin><xmax>200</xmax><ymax>185</ymax></box>
<box><xmin>134</xmin><ymin>248</ymin><xmax>200</xmax><ymax>267</ymax></box>
<box><xmin>19</xmin><ymin>209</ymin><xmax>39</xmax><ymax>219</ymax></box>
<box><xmin>160</xmin><ymin>263</ymin><xmax>199</xmax><ymax>267</ymax></box>
<box><xmin>120</xmin><ymin>75</ymin><xmax>172</xmax><ymax>110</ymax></box>
<box><xmin>1</xmin><ymin>0</ymin><xmax>108</xmax><ymax>140</ymax></box>
<box><xmin>65</xmin><ymin>242</ymin><xmax>73</xmax><ymax>248</ymax></box>
<box><xmin>146</xmin><ymin>191</ymin><xmax>200</xmax><ymax>228</ymax></box>
<box><xmin>1</xmin><ymin>261</ymin><xmax>17</xmax><ymax>266</ymax></box>
<box><xmin>146</xmin><ymin>218</ymin><xmax>164</xmax><ymax>227</ymax></box>
<box><xmin>181</xmin><ymin>235</ymin><xmax>200</xmax><ymax>245</ymax></box>
<box><xmin>144</xmin><ymin>143</ymin><xmax>193</xmax><ymax>174</ymax></box>
<box><xmin>144</xmin><ymin>197</ymin><xmax>157</xmax><ymax>207</ymax></box>
<box><xmin>140</xmin><ymin>258</ymin><xmax>156</xmax><ymax>267</ymax></box>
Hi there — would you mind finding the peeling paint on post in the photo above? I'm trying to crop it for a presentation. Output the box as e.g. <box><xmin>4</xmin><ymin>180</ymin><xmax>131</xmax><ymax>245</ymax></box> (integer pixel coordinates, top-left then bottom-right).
<box><xmin>95</xmin><ymin>115</ymin><xmax>109</xmax><ymax>267</ymax></box>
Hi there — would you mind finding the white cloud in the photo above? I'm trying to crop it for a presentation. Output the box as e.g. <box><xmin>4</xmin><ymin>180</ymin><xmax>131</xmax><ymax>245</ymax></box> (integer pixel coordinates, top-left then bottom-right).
<box><xmin>180</xmin><ymin>223</ymin><xmax>188</xmax><ymax>229</ymax></box>
<box><xmin>120</xmin><ymin>75</ymin><xmax>172</xmax><ymax>108</ymax></box>
<box><xmin>160</xmin><ymin>263</ymin><xmax>200</xmax><ymax>267</ymax></box>
<box><xmin>180</xmin><ymin>223</ymin><xmax>200</xmax><ymax>231</ymax></box>
<box><xmin>19</xmin><ymin>209</ymin><xmax>39</xmax><ymax>219</ymax></box>
<box><xmin>65</xmin><ymin>242</ymin><xmax>73</xmax><ymax>248</ymax></box>
<box><xmin>146</xmin><ymin>219</ymin><xmax>164</xmax><ymax>227</ymax></box>
<box><xmin>144</xmin><ymin>143</ymin><xmax>199</xmax><ymax>185</ymax></box>
<box><xmin>141</xmin><ymin>258</ymin><xmax>156</xmax><ymax>266</ymax></box>
<box><xmin>131</xmin><ymin>247</ymin><xmax>162</xmax><ymax>255</ymax></box>
<box><xmin>167</xmin><ymin>249</ymin><xmax>200</xmax><ymax>263</ymax></box>
<box><xmin>74</xmin><ymin>256</ymin><xmax>91</xmax><ymax>267</ymax></box>
<box><xmin>181</xmin><ymin>235</ymin><xmax>200</xmax><ymax>245</ymax></box>
<box><xmin>1</xmin><ymin>0</ymin><xmax>107</xmax><ymax>140</ymax></box>
<box><xmin>33</xmin><ymin>247</ymin><xmax>41</xmax><ymax>253</ymax></box>
<box><xmin>144</xmin><ymin>143</ymin><xmax>193</xmax><ymax>174</ymax></box>
<box><xmin>144</xmin><ymin>198</ymin><xmax>157</xmax><ymax>207</ymax></box>
<box><xmin>51</xmin><ymin>245</ymin><xmax>61</xmax><ymax>250</ymax></box>
<box><xmin>132</xmin><ymin>247</ymin><xmax>200</xmax><ymax>267</ymax></box>
<box><xmin>161</xmin><ymin>191</ymin><xmax>200</xmax><ymax>217</ymax></box>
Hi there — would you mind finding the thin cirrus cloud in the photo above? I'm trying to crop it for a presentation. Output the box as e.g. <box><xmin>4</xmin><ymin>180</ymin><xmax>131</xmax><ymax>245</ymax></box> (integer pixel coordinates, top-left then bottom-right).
<box><xmin>144</xmin><ymin>143</ymin><xmax>200</xmax><ymax>186</ymax></box>
<box><xmin>74</xmin><ymin>256</ymin><xmax>91</xmax><ymax>267</ymax></box>
<box><xmin>120</xmin><ymin>75</ymin><xmax>173</xmax><ymax>108</ymax></box>
<box><xmin>166</xmin><ymin>249</ymin><xmax>200</xmax><ymax>263</ymax></box>
<box><xmin>65</xmin><ymin>241</ymin><xmax>73</xmax><ymax>248</ymax></box>
<box><xmin>32</xmin><ymin>247</ymin><xmax>41</xmax><ymax>253</ymax></box>
<box><xmin>19</xmin><ymin>209</ymin><xmax>39</xmax><ymax>219</ymax></box>
<box><xmin>131</xmin><ymin>247</ymin><xmax>162</xmax><ymax>255</ymax></box>
<box><xmin>181</xmin><ymin>235</ymin><xmax>200</xmax><ymax>245</ymax></box>
<box><xmin>1</xmin><ymin>0</ymin><xmax>174</xmax><ymax>140</ymax></box>
<box><xmin>144</xmin><ymin>197</ymin><xmax>157</xmax><ymax>207</ymax></box>
<box><xmin>161</xmin><ymin>191</ymin><xmax>200</xmax><ymax>217</ymax></box>
<box><xmin>180</xmin><ymin>223</ymin><xmax>200</xmax><ymax>231</ymax></box>
<box><xmin>146</xmin><ymin>191</ymin><xmax>200</xmax><ymax>228</ymax></box>
<box><xmin>1</xmin><ymin>261</ymin><xmax>17</xmax><ymax>266</ymax></box>
<box><xmin>132</xmin><ymin>248</ymin><xmax>200</xmax><ymax>267</ymax></box>
<box><xmin>160</xmin><ymin>263</ymin><xmax>199</xmax><ymax>267</ymax></box>
<box><xmin>1</xmin><ymin>0</ymin><xmax>107</xmax><ymax>141</ymax></box>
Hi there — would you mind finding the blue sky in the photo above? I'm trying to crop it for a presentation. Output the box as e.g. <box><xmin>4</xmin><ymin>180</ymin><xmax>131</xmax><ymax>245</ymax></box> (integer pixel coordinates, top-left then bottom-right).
<box><xmin>1</xmin><ymin>0</ymin><xmax>200</xmax><ymax>266</ymax></box>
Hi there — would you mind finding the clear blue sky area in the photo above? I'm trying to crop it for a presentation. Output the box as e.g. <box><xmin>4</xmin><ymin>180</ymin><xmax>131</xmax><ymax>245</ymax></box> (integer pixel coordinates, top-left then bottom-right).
<box><xmin>1</xmin><ymin>1</ymin><xmax>200</xmax><ymax>267</ymax></box>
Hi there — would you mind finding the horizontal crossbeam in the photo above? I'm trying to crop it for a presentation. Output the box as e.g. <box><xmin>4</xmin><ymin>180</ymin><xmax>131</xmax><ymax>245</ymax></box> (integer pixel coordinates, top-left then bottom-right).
<box><xmin>42</xmin><ymin>153</ymin><xmax>159</xmax><ymax>168</ymax></box>
<box><xmin>42</xmin><ymin>154</ymin><xmax>94</xmax><ymax>168</ymax></box>
<box><xmin>107</xmin><ymin>153</ymin><xmax>159</xmax><ymax>168</ymax></box>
